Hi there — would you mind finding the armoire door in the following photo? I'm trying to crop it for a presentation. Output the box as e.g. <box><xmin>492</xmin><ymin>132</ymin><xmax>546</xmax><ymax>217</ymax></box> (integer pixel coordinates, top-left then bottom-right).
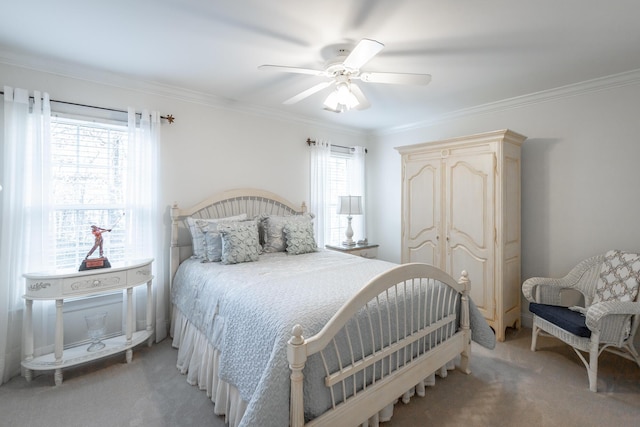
<box><xmin>443</xmin><ymin>152</ymin><xmax>496</xmax><ymax>320</ymax></box>
<box><xmin>402</xmin><ymin>157</ymin><xmax>442</xmax><ymax>266</ymax></box>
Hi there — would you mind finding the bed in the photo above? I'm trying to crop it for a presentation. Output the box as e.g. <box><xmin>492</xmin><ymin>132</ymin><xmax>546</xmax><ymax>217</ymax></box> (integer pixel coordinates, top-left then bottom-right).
<box><xmin>169</xmin><ymin>188</ymin><xmax>495</xmax><ymax>427</ymax></box>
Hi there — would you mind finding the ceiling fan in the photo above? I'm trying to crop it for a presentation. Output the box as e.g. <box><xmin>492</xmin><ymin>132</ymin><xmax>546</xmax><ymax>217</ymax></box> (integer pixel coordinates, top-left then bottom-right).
<box><xmin>258</xmin><ymin>38</ymin><xmax>432</xmax><ymax>113</ymax></box>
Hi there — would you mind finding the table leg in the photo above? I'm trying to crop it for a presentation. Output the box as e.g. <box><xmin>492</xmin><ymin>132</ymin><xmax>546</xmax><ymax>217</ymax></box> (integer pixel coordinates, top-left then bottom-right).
<box><xmin>53</xmin><ymin>299</ymin><xmax>64</xmax><ymax>384</ymax></box>
<box><xmin>126</xmin><ymin>287</ymin><xmax>133</xmax><ymax>363</ymax></box>
<box><xmin>126</xmin><ymin>287</ymin><xmax>133</xmax><ymax>346</ymax></box>
<box><xmin>55</xmin><ymin>299</ymin><xmax>64</xmax><ymax>365</ymax></box>
<box><xmin>146</xmin><ymin>279</ymin><xmax>153</xmax><ymax>347</ymax></box>
<box><xmin>54</xmin><ymin>368</ymin><xmax>63</xmax><ymax>386</ymax></box>
<box><xmin>23</xmin><ymin>299</ymin><xmax>34</xmax><ymax>382</ymax></box>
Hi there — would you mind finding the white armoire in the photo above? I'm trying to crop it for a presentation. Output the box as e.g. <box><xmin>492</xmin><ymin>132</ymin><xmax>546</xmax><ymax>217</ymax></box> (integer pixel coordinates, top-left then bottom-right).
<box><xmin>395</xmin><ymin>129</ymin><xmax>527</xmax><ymax>341</ymax></box>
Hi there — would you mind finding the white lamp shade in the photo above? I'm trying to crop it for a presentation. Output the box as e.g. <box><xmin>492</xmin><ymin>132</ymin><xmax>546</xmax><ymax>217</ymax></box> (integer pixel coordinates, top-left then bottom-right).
<box><xmin>337</xmin><ymin>196</ymin><xmax>363</xmax><ymax>216</ymax></box>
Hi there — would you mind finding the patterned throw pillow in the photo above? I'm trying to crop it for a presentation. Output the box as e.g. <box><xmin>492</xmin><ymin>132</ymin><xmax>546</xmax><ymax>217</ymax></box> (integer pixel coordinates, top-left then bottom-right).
<box><xmin>283</xmin><ymin>221</ymin><xmax>317</xmax><ymax>255</ymax></box>
<box><xmin>593</xmin><ymin>250</ymin><xmax>640</xmax><ymax>304</ymax></box>
<box><xmin>187</xmin><ymin>214</ymin><xmax>247</xmax><ymax>259</ymax></box>
<box><xmin>261</xmin><ymin>214</ymin><xmax>314</xmax><ymax>253</ymax></box>
<box><xmin>219</xmin><ymin>221</ymin><xmax>261</xmax><ymax>265</ymax></box>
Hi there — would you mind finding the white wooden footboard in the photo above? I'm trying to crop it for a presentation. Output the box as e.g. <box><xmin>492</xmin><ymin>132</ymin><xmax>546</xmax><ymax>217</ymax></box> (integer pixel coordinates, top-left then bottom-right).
<box><xmin>288</xmin><ymin>263</ymin><xmax>471</xmax><ymax>427</ymax></box>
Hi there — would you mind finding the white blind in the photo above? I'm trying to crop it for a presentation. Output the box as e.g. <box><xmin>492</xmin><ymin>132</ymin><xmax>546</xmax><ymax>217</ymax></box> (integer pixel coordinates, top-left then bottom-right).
<box><xmin>50</xmin><ymin>117</ymin><xmax>128</xmax><ymax>269</ymax></box>
<box><xmin>327</xmin><ymin>153</ymin><xmax>350</xmax><ymax>244</ymax></box>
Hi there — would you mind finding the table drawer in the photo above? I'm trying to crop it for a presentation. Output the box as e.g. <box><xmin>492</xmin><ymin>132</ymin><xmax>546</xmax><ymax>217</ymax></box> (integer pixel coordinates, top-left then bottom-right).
<box><xmin>63</xmin><ymin>271</ymin><xmax>127</xmax><ymax>296</ymax></box>
<box><xmin>127</xmin><ymin>263</ymin><xmax>152</xmax><ymax>285</ymax></box>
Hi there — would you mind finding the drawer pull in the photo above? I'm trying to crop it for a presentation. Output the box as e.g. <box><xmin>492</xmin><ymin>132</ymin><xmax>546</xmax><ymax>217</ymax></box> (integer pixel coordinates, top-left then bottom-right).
<box><xmin>71</xmin><ymin>276</ymin><xmax>121</xmax><ymax>291</ymax></box>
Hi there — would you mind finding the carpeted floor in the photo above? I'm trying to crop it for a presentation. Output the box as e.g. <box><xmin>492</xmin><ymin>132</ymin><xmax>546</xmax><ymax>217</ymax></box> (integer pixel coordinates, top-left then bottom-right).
<box><xmin>1</xmin><ymin>327</ymin><xmax>639</xmax><ymax>427</ymax></box>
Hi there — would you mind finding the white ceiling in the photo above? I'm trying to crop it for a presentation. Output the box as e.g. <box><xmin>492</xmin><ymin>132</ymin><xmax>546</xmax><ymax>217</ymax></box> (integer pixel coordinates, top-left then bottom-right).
<box><xmin>2</xmin><ymin>0</ymin><xmax>640</xmax><ymax>132</ymax></box>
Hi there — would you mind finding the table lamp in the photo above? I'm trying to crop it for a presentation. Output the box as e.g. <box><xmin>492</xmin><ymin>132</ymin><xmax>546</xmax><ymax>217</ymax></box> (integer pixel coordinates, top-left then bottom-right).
<box><xmin>337</xmin><ymin>195</ymin><xmax>362</xmax><ymax>246</ymax></box>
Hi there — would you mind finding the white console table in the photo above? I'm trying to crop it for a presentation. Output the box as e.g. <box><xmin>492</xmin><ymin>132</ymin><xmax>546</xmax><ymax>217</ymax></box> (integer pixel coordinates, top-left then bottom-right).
<box><xmin>22</xmin><ymin>258</ymin><xmax>154</xmax><ymax>385</ymax></box>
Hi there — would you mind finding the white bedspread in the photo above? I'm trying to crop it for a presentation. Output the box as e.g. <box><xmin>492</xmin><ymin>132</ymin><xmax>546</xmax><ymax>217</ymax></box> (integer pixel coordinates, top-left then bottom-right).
<box><xmin>171</xmin><ymin>250</ymin><xmax>494</xmax><ymax>426</ymax></box>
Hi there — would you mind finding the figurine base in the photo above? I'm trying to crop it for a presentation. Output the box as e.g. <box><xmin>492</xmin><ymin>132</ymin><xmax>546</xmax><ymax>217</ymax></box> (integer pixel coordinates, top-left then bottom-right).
<box><xmin>79</xmin><ymin>257</ymin><xmax>111</xmax><ymax>271</ymax></box>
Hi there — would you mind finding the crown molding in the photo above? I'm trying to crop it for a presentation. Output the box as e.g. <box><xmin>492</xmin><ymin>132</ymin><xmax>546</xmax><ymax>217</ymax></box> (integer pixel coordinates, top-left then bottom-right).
<box><xmin>0</xmin><ymin>48</ymin><xmax>366</xmax><ymax>137</ymax></box>
<box><xmin>3</xmin><ymin>48</ymin><xmax>638</xmax><ymax>139</ymax></box>
<box><xmin>379</xmin><ymin>68</ymin><xmax>640</xmax><ymax>136</ymax></box>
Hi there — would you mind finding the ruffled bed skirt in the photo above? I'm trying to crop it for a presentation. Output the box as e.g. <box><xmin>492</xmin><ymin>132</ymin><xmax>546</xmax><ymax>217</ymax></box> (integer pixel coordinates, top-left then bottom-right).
<box><xmin>170</xmin><ymin>307</ymin><xmax>455</xmax><ymax>427</ymax></box>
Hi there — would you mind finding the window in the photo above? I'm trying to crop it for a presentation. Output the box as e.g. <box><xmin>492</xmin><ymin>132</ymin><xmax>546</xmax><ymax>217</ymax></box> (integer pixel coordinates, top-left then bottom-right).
<box><xmin>327</xmin><ymin>152</ymin><xmax>351</xmax><ymax>244</ymax></box>
<box><xmin>50</xmin><ymin>117</ymin><xmax>128</xmax><ymax>269</ymax></box>
<box><xmin>310</xmin><ymin>141</ymin><xmax>365</xmax><ymax>247</ymax></box>
<box><xmin>326</xmin><ymin>147</ymin><xmax>365</xmax><ymax>245</ymax></box>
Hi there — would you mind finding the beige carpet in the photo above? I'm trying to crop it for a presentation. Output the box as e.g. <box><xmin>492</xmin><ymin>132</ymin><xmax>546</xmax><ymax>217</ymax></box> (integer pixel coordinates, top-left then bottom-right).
<box><xmin>1</xmin><ymin>327</ymin><xmax>639</xmax><ymax>427</ymax></box>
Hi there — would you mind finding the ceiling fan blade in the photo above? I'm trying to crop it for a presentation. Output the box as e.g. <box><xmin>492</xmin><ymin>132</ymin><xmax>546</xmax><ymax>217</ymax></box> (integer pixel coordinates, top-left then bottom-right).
<box><xmin>343</xmin><ymin>39</ymin><xmax>384</xmax><ymax>70</ymax></box>
<box><xmin>283</xmin><ymin>81</ymin><xmax>333</xmax><ymax>105</ymax></box>
<box><xmin>359</xmin><ymin>72</ymin><xmax>432</xmax><ymax>85</ymax></box>
<box><xmin>258</xmin><ymin>65</ymin><xmax>326</xmax><ymax>77</ymax></box>
<box><xmin>350</xmin><ymin>83</ymin><xmax>371</xmax><ymax>110</ymax></box>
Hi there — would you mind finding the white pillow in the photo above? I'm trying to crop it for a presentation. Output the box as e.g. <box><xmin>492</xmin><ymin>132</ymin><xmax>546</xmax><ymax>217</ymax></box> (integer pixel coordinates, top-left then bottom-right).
<box><xmin>186</xmin><ymin>213</ymin><xmax>247</xmax><ymax>259</ymax></box>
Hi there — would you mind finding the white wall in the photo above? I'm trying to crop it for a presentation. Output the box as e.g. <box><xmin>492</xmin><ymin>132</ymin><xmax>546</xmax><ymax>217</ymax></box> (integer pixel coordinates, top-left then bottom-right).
<box><xmin>368</xmin><ymin>77</ymin><xmax>640</xmax><ymax>325</ymax></box>
<box><xmin>4</xmin><ymin>60</ymin><xmax>640</xmax><ymax>331</ymax></box>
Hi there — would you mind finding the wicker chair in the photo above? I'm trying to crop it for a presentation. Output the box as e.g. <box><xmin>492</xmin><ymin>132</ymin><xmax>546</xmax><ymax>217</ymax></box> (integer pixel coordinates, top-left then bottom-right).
<box><xmin>522</xmin><ymin>251</ymin><xmax>640</xmax><ymax>391</ymax></box>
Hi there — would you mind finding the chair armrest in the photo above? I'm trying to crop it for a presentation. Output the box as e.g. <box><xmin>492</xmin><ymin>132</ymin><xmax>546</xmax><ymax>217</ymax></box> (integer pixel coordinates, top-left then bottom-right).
<box><xmin>522</xmin><ymin>254</ymin><xmax>604</xmax><ymax>304</ymax></box>
<box><xmin>585</xmin><ymin>300</ymin><xmax>640</xmax><ymax>328</ymax></box>
<box><xmin>522</xmin><ymin>276</ymin><xmax>569</xmax><ymax>303</ymax></box>
<box><xmin>585</xmin><ymin>301</ymin><xmax>640</xmax><ymax>344</ymax></box>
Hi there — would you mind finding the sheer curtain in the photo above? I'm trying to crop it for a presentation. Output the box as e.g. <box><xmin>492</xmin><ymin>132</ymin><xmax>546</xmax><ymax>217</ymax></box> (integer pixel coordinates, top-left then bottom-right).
<box><xmin>127</xmin><ymin>109</ymin><xmax>166</xmax><ymax>341</ymax></box>
<box><xmin>1</xmin><ymin>87</ymin><xmax>53</xmax><ymax>384</ymax></box>
<box><xmin>309</xmin><ymin>139</ymin><xmax>331</xmax><ymax>247</ymax></box>
<box><xmin>349</xmin><ymin>146</ymin><xmax>367</xmax><ymax>241</ymax></box>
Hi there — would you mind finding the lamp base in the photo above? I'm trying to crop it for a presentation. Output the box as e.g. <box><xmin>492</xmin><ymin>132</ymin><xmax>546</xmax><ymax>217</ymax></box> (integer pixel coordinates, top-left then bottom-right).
<box><xmin>343</xmin><ymin>216</ymin><xmax>357</xmax><ymax>247</ymax></box>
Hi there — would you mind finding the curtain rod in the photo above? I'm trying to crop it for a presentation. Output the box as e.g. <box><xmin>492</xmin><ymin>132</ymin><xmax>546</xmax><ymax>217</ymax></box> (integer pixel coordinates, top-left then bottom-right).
<box><xmin>0</xmin><ymin>90</ymin><xmax>175</xmax><ymax>124</ymax></box>
<box><xmin>306</xmin><ymin>138</ymin><xmax>367</xmax><ymax>153</ymax></box>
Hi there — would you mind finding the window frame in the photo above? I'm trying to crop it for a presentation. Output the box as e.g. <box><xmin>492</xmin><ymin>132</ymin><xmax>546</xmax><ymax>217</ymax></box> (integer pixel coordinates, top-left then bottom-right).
<box><xmin>49</xmin><ymin>114</ymin><xmax>130</xmax><ymax>270</ymax></box>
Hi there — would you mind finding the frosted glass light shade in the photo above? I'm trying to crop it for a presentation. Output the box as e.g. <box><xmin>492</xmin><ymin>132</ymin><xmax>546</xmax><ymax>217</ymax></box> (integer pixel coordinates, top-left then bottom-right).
<box><xmin>323</xmin><ymin>83</ymin><xmax>360</xmax><ymax>111</ymax></box>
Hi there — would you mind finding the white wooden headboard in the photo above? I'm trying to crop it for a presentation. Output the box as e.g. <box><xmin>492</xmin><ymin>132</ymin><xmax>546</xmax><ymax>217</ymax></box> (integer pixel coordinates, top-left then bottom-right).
<box><xmin>169</xmin><ymin>188</ymin><xmax>306</xmax><ymax>287</ymax></box>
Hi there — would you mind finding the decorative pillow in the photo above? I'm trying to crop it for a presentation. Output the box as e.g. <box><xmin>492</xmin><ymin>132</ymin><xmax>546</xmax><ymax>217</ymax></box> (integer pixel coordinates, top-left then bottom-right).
<box><xmin>188</xmin><ymin>214</ymin><xmax>247</xmax><ymax>260</ymax></box>
<box><xmin>186</xmin><ymin>214</ymin><xmax>247</xmax><ymax>259</ymax></box>
<box><xmin>219</xmin><ymin>221</ymin><xmax>261</xmax><ymax>265</ymax></box>
<box><xmin>261</xmin><ymin>213</ymin><xmax>314</xmax><ymax>253</ymax></box>
<box><xmin>593</xmin><ymin>250</ymin><xmax>640</xmax><ymax>304</ymax></box>
<box><xmin>283</xmin><ymin>221</ymin><xmax>317</xmax><ymax>255</ymax></box>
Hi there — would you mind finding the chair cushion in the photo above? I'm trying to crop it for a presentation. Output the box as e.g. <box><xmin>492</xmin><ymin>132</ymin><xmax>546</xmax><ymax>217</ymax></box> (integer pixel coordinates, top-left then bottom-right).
<box><xmin>593</xmin><ymin>250</ymin><xmax>640</xmax><ymax>304</ymax></box>
<box><xmin>529</xmin><ymin>303</ymin><xmax>591</xmax><ymax>338</ymax></box>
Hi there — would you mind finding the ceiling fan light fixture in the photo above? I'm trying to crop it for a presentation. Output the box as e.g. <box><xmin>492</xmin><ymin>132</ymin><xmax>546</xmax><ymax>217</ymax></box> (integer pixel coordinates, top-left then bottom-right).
<box><xmin>323</xmin><ymin>82</ymin><xmax>359</xmax><ymax>112</ymax></box>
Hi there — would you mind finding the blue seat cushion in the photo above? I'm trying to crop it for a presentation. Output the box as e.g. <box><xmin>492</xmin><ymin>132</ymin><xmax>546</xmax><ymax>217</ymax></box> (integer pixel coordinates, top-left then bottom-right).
<box><xmin>529</xmin><ymin>303</ymin><xmax>591</xmax><ymax>338</ymax></box>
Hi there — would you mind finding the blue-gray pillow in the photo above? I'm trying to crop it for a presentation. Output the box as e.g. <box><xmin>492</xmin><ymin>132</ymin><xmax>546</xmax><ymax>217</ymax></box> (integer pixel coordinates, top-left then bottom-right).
<box><xmin>196</xmin><ymin>215</ymin><xmax>249</xmax><ymax>262</ymax></box>
<box><xmin>219</xmin><ymin>221</ymin><xmax>261</xmax><ymax>265</ymax></box>
<box><xmin>261</xmin><ymin>213</ymin><xmax>314</xmax><ymax>253</ymax></box>
<box><xmin>187</xmin><ymin>213</ymin><xmax>247</xmax><ymax>259</ymax></box>
<box><xmin>283</xmin><ymin>221</ymin><xmax>317</xmax><ymax>255</ymax></box>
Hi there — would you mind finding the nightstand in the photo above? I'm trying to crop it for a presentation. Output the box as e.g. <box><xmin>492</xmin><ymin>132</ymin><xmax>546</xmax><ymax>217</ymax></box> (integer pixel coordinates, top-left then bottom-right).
<box><xmin>325</xmin><ymin>243</ymin><xmax>379</xmax><ymax>259</ymax></box>
<box><xmin>22</xmin><ymin>258</ymin><xmax>154</xmax><ymax>385</ymax></box>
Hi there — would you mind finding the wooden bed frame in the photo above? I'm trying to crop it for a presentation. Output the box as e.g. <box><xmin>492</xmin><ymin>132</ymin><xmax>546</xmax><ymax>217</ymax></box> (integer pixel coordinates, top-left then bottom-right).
<box><xmin>169</xmin><ymin>188</ymin><xmax>472</xmax><ymax>427</ymax></box>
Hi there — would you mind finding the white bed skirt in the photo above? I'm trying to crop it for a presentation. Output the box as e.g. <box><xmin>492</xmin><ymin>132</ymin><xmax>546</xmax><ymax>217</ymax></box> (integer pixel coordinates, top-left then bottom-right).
<box><xmin>170</xmin><ymin>307</ymin><xmax>455</xmax><ymax>427</ymax></box>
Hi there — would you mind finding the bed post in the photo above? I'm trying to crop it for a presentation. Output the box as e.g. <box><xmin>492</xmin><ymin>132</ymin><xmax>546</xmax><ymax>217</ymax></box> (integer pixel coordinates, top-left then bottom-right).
<box><xmin>458</xmin><ymin>270</ymin><xmax>472</xmax><ymax>374</ymax></box>
<box><xmin>170</xmin><ymin>202</ymin><xmax>180</xmax><ymax>290</ymax></box>
<box><xmin>288</xmin><ymin>324</ymin><xmax>307</xmax><ymax>427</ymax></box>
